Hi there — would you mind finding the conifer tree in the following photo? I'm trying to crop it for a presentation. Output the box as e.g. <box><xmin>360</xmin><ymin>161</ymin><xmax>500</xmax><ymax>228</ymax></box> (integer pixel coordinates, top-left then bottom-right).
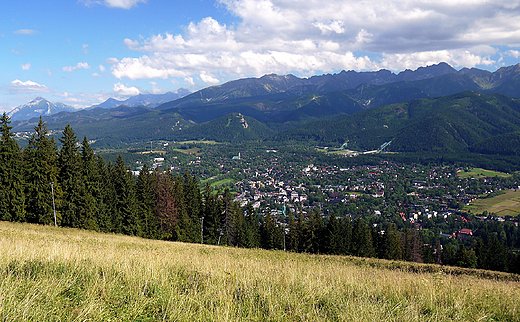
<box><xmin>305</xmin><ymin>210</ymin><xmax>324</xmax><ymax>254</ymax></box>
<box><xmin>286</xmin><ymin>211</ymin><xmax>300</xmax><ymax>252</ymax></box>
<box><xmin>58</xmin><ymin>124</ymin><xmax>84</xmax><ymax>228</ymax></box>
<box><xmin>79</xmin><ymin>136</ymin><xmax>101</xmax><ymax>231</ymax></box>
<box><xmin>110</xmin><ymin>155</ymin><xmax>140</xmax><ymax>235</ymax></box>
<box><xmin>136</xmin><ymin>164</ymin><xmax>159</xmax><ymax>239</ymax></box>
<box><xmin>244</xmin><ymin>203</ymin><xmax>261</xmax><ymax>248</ymax></box>
<box><xmin>155</xmin><ymin>170</ymin><xmax>177</xmax><ymax>240</ymax></box>
<box><xmin>95</xmin><ymin>154</ymin><xmax>116</xmax><ymax>232</ymax></box>
<box><xmin>203</xmin><ymin>183</ymin><xmax>222</xmax><ymax>244</ymax></box>
<box><xmin>23</xmin><ymin>117</ymin><xmax>61</xmax><ymax>225</ymax></box>
<box><xmin>352</xmin><ymin>218</ymin><xmax>375</xmax><ymax>257</ymax></box>
<box><xmin>0</xmin><ymin>113</ymin><xmax>25</xmax><ymax>222</ymax></box>
<box><xmin>383</xmin><ymin>223</ymin><xmax>402</xmax><ymax>260</ymax></box>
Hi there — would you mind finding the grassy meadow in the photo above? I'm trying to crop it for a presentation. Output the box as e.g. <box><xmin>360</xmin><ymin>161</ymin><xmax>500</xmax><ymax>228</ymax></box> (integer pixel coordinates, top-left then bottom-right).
<box><xmin>1</xmin><ymin>221</ymin><xmax>519</xmax><ymax>321</ymax></box>
<box><xmin>457</xmin><ymin>168</ymin><xmax>512</xmax><ymax>179</ymax></box>
<box><xmin>466</xmin><ymin>189</ymin><xmax>520</xmax><ymax>217</ymax></box>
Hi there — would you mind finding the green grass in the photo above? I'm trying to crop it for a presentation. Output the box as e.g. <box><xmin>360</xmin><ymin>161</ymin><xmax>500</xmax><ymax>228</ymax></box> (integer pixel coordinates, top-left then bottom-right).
<box><xmin>176</xmin><ymin>140</ymin><xmax>222</xmax><ymax>145</ymax></box>
<box><xmin>465</xmin><ymin>189</ymin><xmax>520</xmax><ymax>216</ymax></box>
<box><xmin>458</xmin><ymin>168</ymin><xmax>512</xmax><ymax>178</ymax></box>
<box><xmin>1</xmin><ymin>221</ymin><xmax>519</xmax><ymax>321</ymax></box>
<box><xmin>173</xmin><ymin>147</ymin><xmax>202</xmax><ymax>155</ymax></box>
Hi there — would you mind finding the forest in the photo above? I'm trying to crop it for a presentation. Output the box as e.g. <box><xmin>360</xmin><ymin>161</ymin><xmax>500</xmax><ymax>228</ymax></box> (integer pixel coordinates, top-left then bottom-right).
<box><xmin>1</xmin><ymin>113</ymin><xmax>519</xmax><ymax>274</ymax></box>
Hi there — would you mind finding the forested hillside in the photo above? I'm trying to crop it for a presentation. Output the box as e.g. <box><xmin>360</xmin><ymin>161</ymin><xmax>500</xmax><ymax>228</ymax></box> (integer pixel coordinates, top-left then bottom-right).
<box><xmin>276</xmin><ymin>91</ymin><xmax>520</xmax><ymax>154</ymax></box>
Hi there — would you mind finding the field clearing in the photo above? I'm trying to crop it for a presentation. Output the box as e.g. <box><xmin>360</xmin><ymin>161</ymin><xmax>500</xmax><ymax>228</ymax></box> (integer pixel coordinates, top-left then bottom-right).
<box><xmin>176</xmin><ymin>140</ymin><xmax>222</xmax><ymax>145</ymax></box>
<box><xmin>0</xmin><ymin>221</ymin><xmax>519</xmax><ymax>321</ymax></box>
<box><xmin>458</xmin><ymin>168</ymin><xmax>512</xmax><ymax>178</ymax></box>
<box><xmin>173</xmin><ymin>147</ymin><xmax>202</xmax><ymax>155</ymax></box>
<box><xmin>466</xmin><ymin>189</ymin><xmax>520</xmax><ymax>217</ymax></box>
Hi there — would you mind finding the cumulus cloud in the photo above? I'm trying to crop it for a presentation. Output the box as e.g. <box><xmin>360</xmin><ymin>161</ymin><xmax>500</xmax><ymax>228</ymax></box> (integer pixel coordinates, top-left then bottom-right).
<box><xmin>110</xmin><ymin>0</ymin><xmax>520</xmax><ymax>82</ymax></box>
<box><xmin>63</xmin><ymin>62</ymin><xmax>91</xmax><ymax>72</ymax></box>
<box><xmin>21</xmin><ymin>63</ymin><xmax>31</xmax><ymax>70</ymax></box>
<box><xmin>113</xmin><ymin>82</ymin><xmax>140</xmax><ymax>96</ymax></box>
<box><xmin>80</xmin><ymin>0</ymin><xmax>146</xmax><ymax>9</ymax></box>
<box><xmin>8</xmin><ymin>80</ymin><xmax>51</xmax><ymax>94</ymax></box>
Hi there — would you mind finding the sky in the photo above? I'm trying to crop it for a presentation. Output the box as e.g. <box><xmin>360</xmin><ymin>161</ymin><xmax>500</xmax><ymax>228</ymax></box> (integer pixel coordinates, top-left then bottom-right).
<box><xmin>2</xmin><ymin>0</ymin><xmax>520</xmax><ymax>113</ymax></box>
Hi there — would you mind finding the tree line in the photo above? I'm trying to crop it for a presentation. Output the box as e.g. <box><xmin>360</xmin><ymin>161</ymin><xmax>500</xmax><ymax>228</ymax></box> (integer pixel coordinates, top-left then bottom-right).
<box><xmin>1</xmin><ymin>114</ymin><xmax>519</xmax><ymax>274</ymax></box>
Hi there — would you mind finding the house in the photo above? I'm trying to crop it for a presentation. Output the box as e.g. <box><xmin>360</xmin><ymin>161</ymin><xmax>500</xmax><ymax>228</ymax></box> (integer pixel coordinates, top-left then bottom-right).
<box><xmin>453</xmin><ymin>228</ymin><xmax>474</xmax><ymax>240</ymax></box>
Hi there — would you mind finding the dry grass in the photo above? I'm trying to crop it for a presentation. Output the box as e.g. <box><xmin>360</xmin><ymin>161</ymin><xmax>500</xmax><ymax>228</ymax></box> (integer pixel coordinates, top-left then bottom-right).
<box><xmin>0</xmin><ymin>221</ymin><xmax>519</xmax><ymax>321</ymax></box>
<box><xmin>466</xmin><ymin>189</ymin><xmax>520</xmax><ymax>217</ymax></box>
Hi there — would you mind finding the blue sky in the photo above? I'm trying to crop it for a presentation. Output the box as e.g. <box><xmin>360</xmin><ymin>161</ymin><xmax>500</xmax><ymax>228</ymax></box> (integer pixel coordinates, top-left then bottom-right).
<box><xmin>2</xmin><ymin>0</ymin><xmax>520</xmax><ymax>112</ymax></box>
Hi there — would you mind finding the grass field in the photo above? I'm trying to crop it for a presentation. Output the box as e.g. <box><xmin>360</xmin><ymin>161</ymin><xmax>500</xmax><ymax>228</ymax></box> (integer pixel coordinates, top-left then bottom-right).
<box><xmin>1</xmin><ymin>221</ymin><xmax>519</xmax><ymax>321</ymax></box>
<box><xmin>458</xmin><ymin>168</ymin><xmax>512</xmax><ymax>178</ymax></box>
<box><xmin>173</xmin><ymin>147</ymin><xmax>202</xmax><ymax>156</ymax></box>
<box><xmin>176</xmin><ymin>140</ymin><xmax>222</xmax><ymax>145</ymax></box>
<box><xmin>466</xmin><ymin>189</ymin><xmax>520</xmax><ymax>217</ymax></box>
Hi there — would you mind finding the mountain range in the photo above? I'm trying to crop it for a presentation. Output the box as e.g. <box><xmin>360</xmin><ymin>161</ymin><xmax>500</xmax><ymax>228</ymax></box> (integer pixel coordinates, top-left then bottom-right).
<box><xmin>10</xmin><ymin>62</ymin><xmax>520</xmax><ymax>156</ymax></box>
<box><xmin>8</xmin><ymin>97</ymin><xmax>77</xmax><ymax>121</ymax></box>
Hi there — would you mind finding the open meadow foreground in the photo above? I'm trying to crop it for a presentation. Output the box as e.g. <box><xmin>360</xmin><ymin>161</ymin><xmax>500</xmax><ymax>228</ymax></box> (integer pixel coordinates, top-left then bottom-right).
<box><xmin>1</xmin><ymin>221</ymin><xmax>519</xmax><ymax>321</ymax></box>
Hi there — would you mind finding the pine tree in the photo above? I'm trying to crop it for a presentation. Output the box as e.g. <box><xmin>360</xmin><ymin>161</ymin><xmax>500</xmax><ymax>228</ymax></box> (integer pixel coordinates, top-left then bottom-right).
<box><xmin>110</xmin><ymin>155</ymin><xmax>140</xmax><ymax>235</ymax></box>
<box><xmin>58</xmin><ymin>124</ymin><xmax>84</xmax><ymax>228</ymax></box>
<box><xmin>23</xmin><ymin>117</ymin><xmax>61</xmax><ymax>225</ymax></box>
<box><xmin>383</xmin><ymin>223</ymin><xmax>402</xmax><ymax>260</ymax></box>
<box><xmin>136</xmin><ymin>164</ymin><xmax>159</xmax><ymax>239</ymax></box>
<box><xmin>286</xmin><ymin>211</ymin><xmax>300</xmax><ymax>252</ymax></box>
<box><xmin>95</xmin><ymin>155</ymin><xmax>117</xmax><ymax>233</ymax></box>
<box><xmin>155</xmin><ymin>170</ymin><xmax>177</xmax><ymax>240</ymax></box>
<box><xmin>352</xmin><ymin>218</ymin><xmax>375</xmax><ymax>258</ymax></box>
<box><xmin>203</xmin><ymin>183</ymin><xmax>222</xmax><ymax>245</ymax></box>
<box><xmin>244</xmin><ymin>203</ymin><xmax>261</xmax><ymax>248</ymax></box>
<box><xmin>0</xmin><ymin>113</ymin><xmax>25</xmax><ymax>222</ymax></box>
<box><xmin>79</xmin><ymin>136</ymin><xmax>101</xmax><ymax>231</ymax></box>
<box><xmin>305</xmin><ymin>210</ymin><xmax>324</xmax><ymax>254</ymax></box>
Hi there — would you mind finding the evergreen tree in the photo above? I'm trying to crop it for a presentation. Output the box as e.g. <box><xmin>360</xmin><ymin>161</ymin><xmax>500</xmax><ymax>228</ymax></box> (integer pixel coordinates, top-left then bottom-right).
<box><xmin>383</xmin><ymin>223</ymin><xmax>402</xmax><ymax>260</ymax></box>
<box><xmin>286</xmin><ymin>211</ymin><xmax>300</xmax><ymax>252</ymax></box>
<box><xmin>0</xmin><ymin>113</ymin><xmax>25</xmax><ymax>222</ymax></box>
<box><xmin>110</xmin><ymin>155</ymin><xmax>140</xmax><ymax>235</ymax></box>
<box><xmin>95</xmin><ymin>155</ymin><xmax>117</xmax><ymax>233</ymax></box>
<box><xmin>155</xmin><ymin>170</ymin><xmax>177</xmax><ymax>240</ymax></box>
<box><xmin>305</xmin><ymin>210</ymin><xmax>324</xmax><ymax>254</ymax></box>
<box><xmin>244</xmin><ymin>203</ymin><xmax>261</xmax><ymax>248</ymax></box>
<box><xmin>136</xmin><ymin>164</ymin><xmax>159</xmax><ymax>239</ymax></box>
<box><xmin>23</xmin><ymin>117</ymin><xmax>61</xmax><ymax>225</ymax></box>
<box><xmin>203</xmin><ymin>183</ymin><xmax>222</xmax><ymax>245</ymax></box>
<box><xmin>58</xmin><ymin>124</ymin><xmax>84</xmax><ymax>228</ymax></box>
<box><xmin>352</xmin><ymin>218</ymin><xmax>375</xmax><ymax>258</ymax></box>
<box><xmin>79</xmin><ymin>136</ymin><xmax>101</xmax><ymax>231</ymax></box>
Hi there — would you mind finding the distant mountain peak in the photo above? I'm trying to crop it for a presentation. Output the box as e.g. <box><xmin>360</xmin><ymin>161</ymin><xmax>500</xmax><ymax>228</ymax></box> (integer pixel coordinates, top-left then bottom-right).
<box><xmin>8</xmin><ymin>97</ymin><xmax>76</xmax><ymax>121</ymax></box>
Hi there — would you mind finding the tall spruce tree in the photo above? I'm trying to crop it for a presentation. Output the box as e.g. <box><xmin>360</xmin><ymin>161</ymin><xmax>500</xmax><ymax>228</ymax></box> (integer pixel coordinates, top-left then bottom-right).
<box><xmin>155</xmin><ymin>170</ymin><xmax>177</xmax><ymax>240</ymax></box>
<box><xmin>0</xmin><ymin>113</ymin><xmax>25</xmax><ymax>222</ymax></box>
<box><xmin>136</xmin><ymin>164</ymin><xmax>160</xmax><ymax>239</ymax></box>
<box><xmin>23</xmin><ymin>117</ymin><xmax>61</xmax><ymax>225</ymax></box>
<box><xmin>58</xmin><ymin>124</ymin><xmax>84</xmax><ymax>228</ymax></box>
<box><xmin>79</xmin><ymin>136</ymin><xmax>101</xmax><ymax>231</ymax></box>
<box><xmin>110</xmin><ymin>155</ymin><xmax>140</xmax><ymax>235</ymax></box>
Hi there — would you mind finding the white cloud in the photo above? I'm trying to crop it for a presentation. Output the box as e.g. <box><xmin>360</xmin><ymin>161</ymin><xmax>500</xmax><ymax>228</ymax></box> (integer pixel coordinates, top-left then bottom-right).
<box><xmin>80</xmin><ymin>0</ymin><xmax>146</xmax><ymax>9</ymax></box>
<box><xmin>92</xmin><ymin>72</ymin><xmax>102</xmax><ymax>77</ymax></box>
<box><xmin>200</xmin><ymin>72</ymin><xmax>220</xmax><ymax>84</ymax></box>
<box><xmin>110</xmin><ymin>0</ymin><xmax>520</xmax><ymax>83</ymax></box>
<box><xmin>13</xmin><ymin>29</ymin><xmax>38</xmax><ymax>35</ymax></box>
<box><xmin>99</xmin><ymin>65</ymin><xmax>106</xmax><ymax>72</ymax></box>
<box><xmin>63</xmin><ymin>62</ymin><xmax>91</xmax><ymax>72</ymax></box>
<box><xmin>21</xmin><ymin>63</ymin><xmax>31</xmax><ymax>70</ymax></box>
<box><xmin>113</xmin><ymin>82</ymin><xmax>140</xmax><ymax>96</ymax></box>
<box><xmin>8</xmin><ymin>80</ymin><xmax>51</xmax><ymax>94</ymax></box>
<box><xmin>150</xmin><ymin>82</ymin><xmax>163</xmax><ymax>94</ymax></box>
<box><xmin>83</xmin><ymin>44</ymin><xmax>89</xmax><ymax>54</ymax></box>
<box><xmin>508</xmin><ymin>50</ymin><xmax>520</xmax><ymax>58</ymax></box>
